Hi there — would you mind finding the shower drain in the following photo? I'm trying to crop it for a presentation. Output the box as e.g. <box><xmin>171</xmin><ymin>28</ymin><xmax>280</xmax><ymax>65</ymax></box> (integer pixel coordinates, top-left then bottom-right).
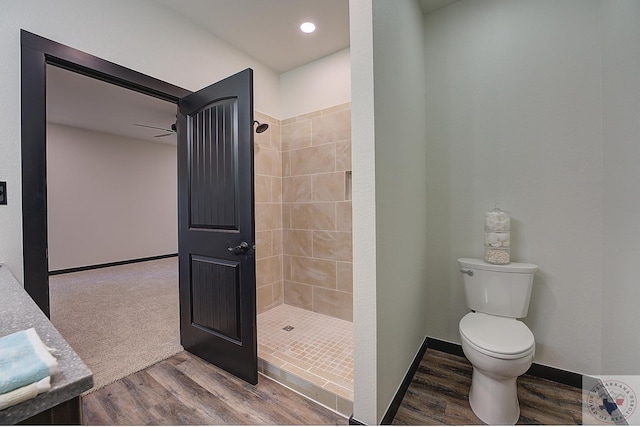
<box><xmin>282</xmin><ymin>325</ymin><xmax>294</xmax><ymax>332</ymax></box>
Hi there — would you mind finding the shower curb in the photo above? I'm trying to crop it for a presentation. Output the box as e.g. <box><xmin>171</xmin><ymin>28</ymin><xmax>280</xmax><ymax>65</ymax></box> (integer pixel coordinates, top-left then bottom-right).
<box><xmin>258</xmin><ymin>357</ymin><xmax>353</xmax><ymax>417</ymax></box>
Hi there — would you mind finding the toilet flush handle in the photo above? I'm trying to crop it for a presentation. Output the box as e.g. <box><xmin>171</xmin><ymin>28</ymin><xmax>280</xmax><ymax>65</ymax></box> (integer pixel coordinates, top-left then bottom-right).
<box><xmin>460</xmin><ymin>269</ymin><xmax>474</xmax><ymax>276</ymax></box>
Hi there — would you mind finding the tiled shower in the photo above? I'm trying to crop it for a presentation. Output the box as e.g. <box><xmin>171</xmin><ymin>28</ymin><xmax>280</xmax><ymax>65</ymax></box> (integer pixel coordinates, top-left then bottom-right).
<box><xmin>253</xmin><ymin>103</ymin><xmax>353</xmax><ymax>414</ymax></box>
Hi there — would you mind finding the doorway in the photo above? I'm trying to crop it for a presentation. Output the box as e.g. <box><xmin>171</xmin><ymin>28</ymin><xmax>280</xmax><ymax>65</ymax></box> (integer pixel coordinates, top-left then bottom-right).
<box><xmin>45</xmin><ymin>64</ymin><xmax>182</xmax><ymax>392</ymax></box>
<box><xmin>21</xmin><ymin>30</ymin><xmax>259</xmax><ymax>386</ymax></box>
<box><xmin>20</xmin><ymin>30</ymin><xmax>189</xmax><ymax>316</ymax></box>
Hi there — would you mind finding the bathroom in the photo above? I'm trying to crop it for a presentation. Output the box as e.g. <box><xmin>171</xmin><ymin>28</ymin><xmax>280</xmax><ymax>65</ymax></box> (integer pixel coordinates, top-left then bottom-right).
<box><xmin>145</xmin><ymin>0</ymin><xmax>639</xmax><ymax>422</ymax></box>
<box><xmin>1</xmin><ymin>0</ymin><xmax>640</xmax><ymax>425</ymax></box>
<box><xmin>351</xmin><ymin>0</ymin><xmax>640</xmax><ymax>424</ymax></box>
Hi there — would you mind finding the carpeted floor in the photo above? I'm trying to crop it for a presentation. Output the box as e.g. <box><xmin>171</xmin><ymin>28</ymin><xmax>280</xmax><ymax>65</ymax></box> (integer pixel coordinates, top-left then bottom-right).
<box><xmin>49</xmin><ymin>257</ymin><xmax>183</xmax><ymax>393</ymax></box>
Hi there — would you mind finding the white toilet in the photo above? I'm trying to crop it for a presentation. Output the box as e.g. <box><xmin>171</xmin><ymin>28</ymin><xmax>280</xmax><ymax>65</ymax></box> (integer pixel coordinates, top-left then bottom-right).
<box><xmin>458</xmin><ymin>258</ymin><xmax>538</xmax><ymax>425</ymax></box>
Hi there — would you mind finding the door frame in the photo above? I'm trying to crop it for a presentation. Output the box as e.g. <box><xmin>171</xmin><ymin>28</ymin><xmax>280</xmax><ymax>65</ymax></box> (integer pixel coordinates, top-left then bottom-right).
<box><xmin>20</xmin><ymin>30</ymin><xmax>191</xmax><ymax>316</ymax></box>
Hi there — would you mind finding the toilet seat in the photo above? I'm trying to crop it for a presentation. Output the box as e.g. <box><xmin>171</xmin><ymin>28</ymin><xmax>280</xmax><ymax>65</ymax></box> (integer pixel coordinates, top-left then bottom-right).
<box><xmin>459</xmin><ymin>312</ymin><xmax>534</xmax><ymax>360</ymax></box>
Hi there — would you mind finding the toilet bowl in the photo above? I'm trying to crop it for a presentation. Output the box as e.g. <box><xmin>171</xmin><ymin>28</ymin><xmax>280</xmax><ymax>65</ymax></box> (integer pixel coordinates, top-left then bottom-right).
<box><xmin>459</xmin><ymin>312</ymin><xmax>535</xmax><ymax>425</ymax></box>
<box><xmin>458</xmin><ymin>258</ymin><xmax>538</xmax><ymax>425</ymax></box>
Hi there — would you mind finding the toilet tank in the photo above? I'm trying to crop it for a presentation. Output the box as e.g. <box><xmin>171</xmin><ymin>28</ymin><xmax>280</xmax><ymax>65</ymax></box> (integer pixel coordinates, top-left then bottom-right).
<box><xmin>458</xmin><ymin>258</ymin><xmax>538</xmax><ymax>318</ymax></box>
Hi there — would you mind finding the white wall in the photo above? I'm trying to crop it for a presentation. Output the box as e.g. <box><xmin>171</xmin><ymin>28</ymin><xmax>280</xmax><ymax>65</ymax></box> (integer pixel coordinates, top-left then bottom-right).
<box><xmin>0</xmin><ymin>0</ymin><xmax>281</xmax><ymax>282</ymax></box>
<box><xmin>601</xmin><ymin>0</ymin><xmax>640</xmax><ymax>374</ymax></box>
<box><xmin>350</xmin><ymin>0</ymin><xmax>377</xmax><ymax>423</ymax></box>
<box><xmin>280</xmin><ymin>48</ymin><xmax>351</xmax><ymax>118</ymax></box>
<box><xmin>422</xmin><ymin>0</ymin><xmax>640</xmax><ymax>376</ymax></box>
<box><xmin>351</xmin><ymin>0</ymin><xmax>429</xmax><ymax>423</ymax></box>
<box><xmin>47</xmin><ymin>124</ymin><xmax>177</xmax><ymax>271</ymax></box>
<box><xmin>372</xmin><ymin>0</ymin><xmax>429</xmax><ymax>422</ymax></box>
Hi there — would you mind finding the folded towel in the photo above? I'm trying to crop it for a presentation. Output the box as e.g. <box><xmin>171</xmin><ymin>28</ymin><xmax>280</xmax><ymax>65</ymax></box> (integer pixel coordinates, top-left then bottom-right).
<box><xmin>0</xmin><ymin>376</ymin><xmax>50</xmax><ymax>410</ymax></box>
<box><xmin>0</xmin><ymin>328</ymin><xmax>59</xmax><ymax>394</ymax></box>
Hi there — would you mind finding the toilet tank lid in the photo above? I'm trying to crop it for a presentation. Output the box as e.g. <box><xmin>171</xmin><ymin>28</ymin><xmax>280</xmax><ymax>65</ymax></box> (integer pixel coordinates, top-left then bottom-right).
<box><xmin>458</xmin><ymin>258</ymin><xmax>538</xmax><ymax>273</ymax></box>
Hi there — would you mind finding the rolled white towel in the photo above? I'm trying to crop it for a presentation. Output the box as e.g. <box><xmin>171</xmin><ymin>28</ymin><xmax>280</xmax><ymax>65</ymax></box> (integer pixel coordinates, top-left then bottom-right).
<box><xmin>0</xmin><ymin>376</ymin><xmax>51</xmax><ymax>410</ymax></box>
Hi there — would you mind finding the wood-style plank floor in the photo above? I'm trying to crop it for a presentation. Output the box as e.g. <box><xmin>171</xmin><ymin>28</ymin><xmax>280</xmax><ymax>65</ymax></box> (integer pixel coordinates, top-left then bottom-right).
<box><xmin>393</xmin><ymin>349</ymin><xmax>583</xmax><ymax>425</ymax></box>
<box><xmin>83</xmin><ymin>347</ymin><xmax>583</xmax><ymax>425</ymax></box>
<box><xmin>82</xmin><ymin>351</ymin><xmax>347</xmax><ymax>425</ymax></box>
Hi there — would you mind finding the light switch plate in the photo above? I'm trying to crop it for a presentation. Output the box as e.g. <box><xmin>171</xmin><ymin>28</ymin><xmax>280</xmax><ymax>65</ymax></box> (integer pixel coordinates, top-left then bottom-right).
<box><xmin>0</xmin><ymin>181</ymin><xmax>6</xmax><ymax>205</ymax></box>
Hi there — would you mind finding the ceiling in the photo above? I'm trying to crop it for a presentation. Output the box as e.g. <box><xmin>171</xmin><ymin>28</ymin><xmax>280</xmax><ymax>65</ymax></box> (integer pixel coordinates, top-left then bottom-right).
<box><xmin>156</xmin><ymin>0</ymin><xmax>457</xmax><ymax>74</ymax></box>
<box><xmin>46</xmin><ymin>65</ymin><xmax>178</xmax><ymax>145</ymax></box>
<box><xmin>46</xmin><ymin>0</ymin><xmax>458</xmax><ymax>144</ymax></box>
<box><xmin>157</xmin><ymin>0</ymin><xmax>350</xmax><ymax>74</ymax></box>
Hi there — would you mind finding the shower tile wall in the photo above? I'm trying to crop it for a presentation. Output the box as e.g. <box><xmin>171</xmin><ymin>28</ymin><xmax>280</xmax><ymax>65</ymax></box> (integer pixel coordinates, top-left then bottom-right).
<box><xmin>254</xmin><ymin>112</ymin><xmax>283</xmax><ymax>313</ymax></box>
<box><xmin>254</xmin><ymin>104</ymin><xmax>353</xmax><ymax>322</ymax></box>
<box><xmin>282</xmin><ymin>103</ymin><xmax>353</xmax><ymax>322</ymax></box>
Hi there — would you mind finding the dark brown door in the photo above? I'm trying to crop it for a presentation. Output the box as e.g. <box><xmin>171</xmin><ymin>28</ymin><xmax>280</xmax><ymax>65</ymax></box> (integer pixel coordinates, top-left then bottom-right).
<box><xmin>177</xmin><ymin>69</ymin><xmax>257</xmax><ymax>384</ymax></box>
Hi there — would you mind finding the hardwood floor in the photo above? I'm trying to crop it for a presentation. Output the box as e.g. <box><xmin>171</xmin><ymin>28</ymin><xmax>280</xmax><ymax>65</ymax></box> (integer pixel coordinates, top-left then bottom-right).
<box><xmin>82</xmin><ymin>351</ymin><xmax>347</xmax><ymax>425</ymax></box>
<box><xmin>392</xmin><ymin>349</ymin><xmax>583</xmax><ymax>425</ymax></box>
<box><xmin>82</xmin><ymin>348</ymin><xmax>584</xmax><ymax>425</ymax></box>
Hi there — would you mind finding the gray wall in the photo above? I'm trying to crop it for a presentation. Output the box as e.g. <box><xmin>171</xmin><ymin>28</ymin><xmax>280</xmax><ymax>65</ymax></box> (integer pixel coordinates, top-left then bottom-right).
<box><xmin>373</xmin><ymin>0</ymin><xmax>430</xmax><ymax>421</ymax></box>
<box><xmin>601</xmin><ymin>0</ymin><xmax>640</xmax><ymax>375</ymax></box>
<box><xmin>351</xmin><ymin>4</ymin><xmax>640</xmax><ymax>422</ymax></box>
<box><xmin>351</xmin><ymin>0</ymin><xmax>429</xmax><ymax>423</ymax></box>
<box><xmin>47</xmin><ymin>123</ymin><xmax>177</xmax><ymax>270</ymax></box>
<box><xmin>423</xmin><ymin>0</ymin><xmax>640</xmax><ymax>376</ymax></box>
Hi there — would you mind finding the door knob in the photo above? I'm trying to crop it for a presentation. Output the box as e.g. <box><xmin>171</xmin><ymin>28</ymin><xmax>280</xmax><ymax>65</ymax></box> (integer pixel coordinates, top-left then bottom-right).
<box><xmin>228</xmin><ymin>241</ymin><xmax>250</xmax><ymax>253</ymax></box>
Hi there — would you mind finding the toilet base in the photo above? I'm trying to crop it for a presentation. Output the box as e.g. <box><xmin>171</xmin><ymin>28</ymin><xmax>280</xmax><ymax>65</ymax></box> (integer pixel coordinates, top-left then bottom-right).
<box><xmin>468</xmin><ymin>367</ymin><xmax>520</xmax><ymax>425</ymax></box>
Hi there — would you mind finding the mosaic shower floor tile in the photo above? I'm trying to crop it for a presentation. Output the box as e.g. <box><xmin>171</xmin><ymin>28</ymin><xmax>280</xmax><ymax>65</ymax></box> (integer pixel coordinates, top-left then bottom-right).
<box><xmin>257</xmin><ymin>304</ymin><xmax>354</xmax><ymax>402</ymax></box>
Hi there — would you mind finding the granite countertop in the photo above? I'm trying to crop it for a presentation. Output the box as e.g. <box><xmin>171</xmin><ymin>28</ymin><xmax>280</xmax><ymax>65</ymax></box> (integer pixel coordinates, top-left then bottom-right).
<box><xmin>0</xmin><ymin>265</ymin><xmax>93</xmax><ymax>424</ymax></box>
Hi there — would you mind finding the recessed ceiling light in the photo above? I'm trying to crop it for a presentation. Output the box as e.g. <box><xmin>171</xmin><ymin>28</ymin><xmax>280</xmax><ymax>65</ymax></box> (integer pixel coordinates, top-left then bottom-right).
<box><xmin>300</xmin><ymin>22</ymin><xmax>316</xmax><ymax>34</ymax></box>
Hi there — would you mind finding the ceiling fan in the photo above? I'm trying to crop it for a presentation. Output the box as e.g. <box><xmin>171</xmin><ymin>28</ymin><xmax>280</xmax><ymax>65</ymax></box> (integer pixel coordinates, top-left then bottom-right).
<box><xmin>134</xmin><ymin>123</ymin><xmax>177</xmax><ymax>137</ymax></box>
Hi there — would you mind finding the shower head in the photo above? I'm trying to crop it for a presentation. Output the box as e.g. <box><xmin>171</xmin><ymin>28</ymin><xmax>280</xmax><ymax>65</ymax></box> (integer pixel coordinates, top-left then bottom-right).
<box><xmin>253</xmin><ymin>120</ymin><xmax>269</xmax><ymax>133</ymax></box>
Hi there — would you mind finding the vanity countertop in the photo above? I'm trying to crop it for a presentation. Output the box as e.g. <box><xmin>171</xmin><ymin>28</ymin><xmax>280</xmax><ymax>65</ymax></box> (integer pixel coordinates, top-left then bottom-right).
<box><xmin>0</xmin><ymin>264</ymin><xmax>93</xmax><ymax>424</ymax></box>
